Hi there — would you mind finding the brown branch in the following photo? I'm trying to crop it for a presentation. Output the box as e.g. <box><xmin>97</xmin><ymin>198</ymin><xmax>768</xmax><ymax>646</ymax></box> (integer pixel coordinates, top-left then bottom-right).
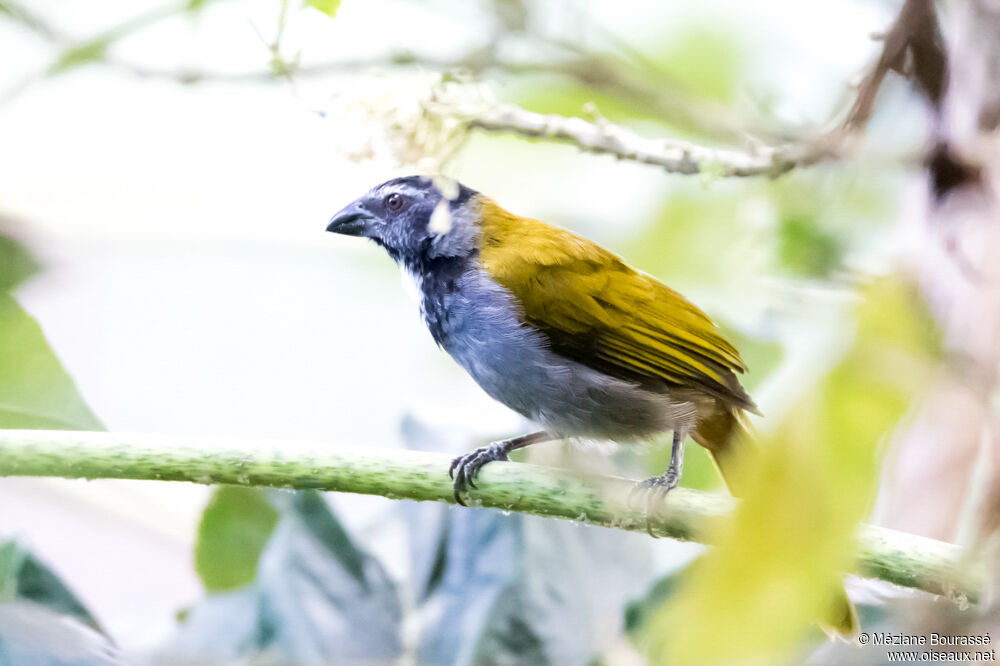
<box><xmin>844</xmin><ymin>0</ymin><xmax>946</xmax><ymax>132</ymax></box>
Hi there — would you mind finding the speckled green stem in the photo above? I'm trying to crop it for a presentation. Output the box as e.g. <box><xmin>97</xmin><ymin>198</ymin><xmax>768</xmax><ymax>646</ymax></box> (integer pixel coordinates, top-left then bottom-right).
<box><xmin>0</xmin><ymin>429</ymin><xmax>982</xmax><ymax>602</ymax></box>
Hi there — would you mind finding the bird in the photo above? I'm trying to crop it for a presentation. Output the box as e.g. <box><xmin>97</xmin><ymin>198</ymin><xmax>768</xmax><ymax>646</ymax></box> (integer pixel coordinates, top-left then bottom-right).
<box><xmin>326</xmin><ymin>175</ymin><xmax>856</xmax><ymax>634</ymax></box>
<box><xmin>327</xmin><ymin>174</ymin><xmax>755</xmax><ymax>496</ymax></box>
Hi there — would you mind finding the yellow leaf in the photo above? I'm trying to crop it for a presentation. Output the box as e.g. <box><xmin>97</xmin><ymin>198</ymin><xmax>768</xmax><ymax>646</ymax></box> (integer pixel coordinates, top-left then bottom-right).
<box><xmin>642</xmin><ymin>277</ymin><xmax>939</xmax><ymax>664</ymax></box>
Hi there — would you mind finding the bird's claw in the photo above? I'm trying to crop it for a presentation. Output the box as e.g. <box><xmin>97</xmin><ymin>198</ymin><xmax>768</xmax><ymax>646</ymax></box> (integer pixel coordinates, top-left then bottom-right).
<box><xmin>449</xmin><ymin>443</ymin><xmax>510</xmax><ymax>506</ymax></box>
<box><xmin>630</xmin><ymin>471</ymin><xmax>680</xmax><ymax>536</ymax></box>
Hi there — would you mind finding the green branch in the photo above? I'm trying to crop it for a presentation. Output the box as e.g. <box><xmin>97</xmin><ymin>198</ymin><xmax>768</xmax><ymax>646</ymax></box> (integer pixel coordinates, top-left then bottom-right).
<box><xmin>0</xmin><ymin>429</ymin><xmax>981</xmax><ymax>603</ymax></box>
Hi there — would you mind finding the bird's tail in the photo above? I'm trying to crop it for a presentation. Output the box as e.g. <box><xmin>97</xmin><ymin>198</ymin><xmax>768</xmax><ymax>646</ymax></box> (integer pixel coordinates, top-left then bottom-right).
<box><xmin>692</xmin><ymin>406</ymin><xmax>859</xmax><ymax>638</ymax></box>
<box><xmin>692</xmin><ymin>406</ymin><xmax>756</xmax><ymax>496</ymax></box>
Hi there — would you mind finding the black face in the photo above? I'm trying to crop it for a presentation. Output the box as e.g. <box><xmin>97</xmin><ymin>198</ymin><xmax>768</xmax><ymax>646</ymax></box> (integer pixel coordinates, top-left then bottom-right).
<box><xmin>326</xmin><ymin>176</ymin><xmax>475</xmax><ymax>263</ymax></box>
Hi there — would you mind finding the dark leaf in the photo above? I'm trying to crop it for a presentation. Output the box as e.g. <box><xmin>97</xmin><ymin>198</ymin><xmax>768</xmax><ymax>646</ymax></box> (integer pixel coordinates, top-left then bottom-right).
<box><xmin>0</xmin><ymin>540</ymin><xmax>105</xmax><ymax>635</ymax></box>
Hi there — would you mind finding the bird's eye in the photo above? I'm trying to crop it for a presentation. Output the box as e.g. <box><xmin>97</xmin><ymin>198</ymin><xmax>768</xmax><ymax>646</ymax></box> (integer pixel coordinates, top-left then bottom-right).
<box><xmin>385</xmin><ymin>193</ymin><xmax>405</xmax><ymax>213</ymax></box>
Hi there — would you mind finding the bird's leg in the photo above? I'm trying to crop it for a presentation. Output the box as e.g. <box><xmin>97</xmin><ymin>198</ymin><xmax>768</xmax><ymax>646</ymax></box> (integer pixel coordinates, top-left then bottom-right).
<box><xmin>666</xmin><ymin>429</ymin><xmax>685</xmax><ymax>488</ymax></box>
<box><xmin>449</xmin><ymin>431</ymin><xmax>551</xmax><ymax>506</ymax></box>
<box><xmin>633</xmin><ymin>430</ymin><xmax>686</xmax><ymax>525</ymax></box>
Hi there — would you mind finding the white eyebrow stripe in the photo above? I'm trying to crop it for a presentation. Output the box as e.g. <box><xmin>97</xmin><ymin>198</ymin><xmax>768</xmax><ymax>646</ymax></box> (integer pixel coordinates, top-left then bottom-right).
<box><xmin>372</xmin><ymin>181</ymin><xmax>425</xmax><ymax>198</ymax></box>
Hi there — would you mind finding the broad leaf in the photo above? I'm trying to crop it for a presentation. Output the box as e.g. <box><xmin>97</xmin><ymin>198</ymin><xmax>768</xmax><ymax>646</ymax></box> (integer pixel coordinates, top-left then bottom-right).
<box><xmin>0</xmin><ymin>540</ymin><xmax>103</xmax><ymax>634</ymax></box>
<box><xmin>0</xmin><ymin>231</ymin><xmax>101</xmax><ymax>430</ymax></box>
<box><xmin>0</xmin><ymin>601</ymin><xmax>118</xmax><ymax>666</ymax></box>
<box><xmin>168</xmin><ymin>490</ymin><xmax>402</xmax><ymax>665</ymax></box>
<box><xmin>402</xmin><ymin>415</ymin><xmax>657</xmax><ymax>666</ymax></box>
<box><xmin>195</xmin><ymin>486</ymin><xmax>280</xmax><ymax>592</ymax></box>
<box><xmin>0</xmin><ymin>294</ymin><xmax>103</xmax><ymax>430</ymax></box>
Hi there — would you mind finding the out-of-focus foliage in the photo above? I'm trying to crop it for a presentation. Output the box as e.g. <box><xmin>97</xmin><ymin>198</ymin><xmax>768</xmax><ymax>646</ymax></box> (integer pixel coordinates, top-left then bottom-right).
<box><xmin>169</xmin><ymin>490</ymin><xmax>402</xmax><ymax>665</ymax></box>
<box><xmin>0</xmin><ymin>233</ymin><xmax>111</xmax><ymax>656</ymax></box>
<box><xmin>638</xmin><ymin>277</ymin><xmax>940</xmax><ymax>663</ymax></box>
<box><xmin>0</xmin><ymin>232</ymin><xmax>102</xmax><ymax>430</ymax></box>
<box><xmin>626</xmin><ymin>170</ymin><xmax>892</xmax><ymax>290</ymax></box>
<box><xmin>0</xmin><ymin>541</ymin><xmax>116</xmax><ymax>664</ymax></box>
<box><xmin>402</xmin><ymin>415</ymin><xmax>655</xmax><ymax>666</ymax></box>
<box><xmin>0</xmin><ymin>233</ymin><xmax>37</xmax><ymax>291</ymax></box>
<box><xmin>305</xmin><ymin>0</ymin><xmax>341</xmax><ymax>19</ymax></box>
<box><xmin>511</xmin><ymin>24</ymin><xmax>745</xmax><ymax>137</ymax></box>
<box><xmin>652</xmin><ymin>27</ymin><xmax>744</xmax><ymax>104</ymax></box>
<box><xmin>0</xmin><ymin>540</ymin><xmax>102</xmax><ymax>633</ymax></box>
<box><xmin>169</xmin><ymin>417</ymin><xmax>659</xmax><ymax>665</ymax></box>
<box><xmin>195</xmin><ymin>486</ymin><xmax>280</xmax><ymax>592</ymax></box>
<box><xmin>50</xmin><ymin>38</ymin><xmax>111</xmax><ymax>74</ymax></box>
<box><xmin>0</xmin><ymin>602</ymin><xmax>119</xmax><ymax>666</ymax></box>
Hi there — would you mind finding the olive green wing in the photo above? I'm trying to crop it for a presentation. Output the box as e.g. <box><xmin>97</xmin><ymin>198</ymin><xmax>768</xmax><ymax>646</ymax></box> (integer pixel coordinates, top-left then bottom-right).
<box><xmin>479</xmin><ymin>210</ymin><xmax>754</xmax><ymax>410</ymax></box>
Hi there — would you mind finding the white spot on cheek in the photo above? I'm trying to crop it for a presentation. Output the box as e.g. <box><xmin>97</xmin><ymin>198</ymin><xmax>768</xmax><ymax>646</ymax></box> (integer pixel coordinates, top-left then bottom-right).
<box><xmin>428</xmin><ymin>199</ymin><xmax>452</xmax><ymax>235</ymax></box>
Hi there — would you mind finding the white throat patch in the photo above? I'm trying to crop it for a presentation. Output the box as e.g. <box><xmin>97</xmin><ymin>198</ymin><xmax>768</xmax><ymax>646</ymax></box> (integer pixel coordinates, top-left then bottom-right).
<box><xmin>400</xmin><ymin>265</ymin><xmax>422</xmax><ymax>305</ymax></box>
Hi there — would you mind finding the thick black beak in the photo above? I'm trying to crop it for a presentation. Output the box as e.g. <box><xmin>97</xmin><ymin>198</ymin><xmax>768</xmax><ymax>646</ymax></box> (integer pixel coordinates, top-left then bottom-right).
<box><xmin>326</xmin><ymin>201</ymin><xmax>375</xmax><ymax>237</ymax></box>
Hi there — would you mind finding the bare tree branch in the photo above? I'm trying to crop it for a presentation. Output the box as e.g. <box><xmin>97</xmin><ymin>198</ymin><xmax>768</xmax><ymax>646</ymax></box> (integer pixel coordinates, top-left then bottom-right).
<box><xmin>462</xmin><ymin>104</ymin><xmax>833</xmax><ymax>178</ymax></box>
<box><xmin>845</xmin><ymin>0</ymin><xmax>947</xmax><ymax>132</ymax></box>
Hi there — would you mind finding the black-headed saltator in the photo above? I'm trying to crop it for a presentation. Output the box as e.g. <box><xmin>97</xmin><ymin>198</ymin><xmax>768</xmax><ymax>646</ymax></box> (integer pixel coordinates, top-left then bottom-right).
<box><xmin>327</xmin><ymin>175</ymin><xmax>856</xmax><ymax>636</ymax></box>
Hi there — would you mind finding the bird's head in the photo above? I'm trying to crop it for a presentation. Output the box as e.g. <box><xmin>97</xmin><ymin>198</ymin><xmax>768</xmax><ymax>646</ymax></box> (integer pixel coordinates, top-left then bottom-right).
<box><xmin>326</xmin><ymin>176</ymin><xmax>480</xmax><ymax>265</ymax></box>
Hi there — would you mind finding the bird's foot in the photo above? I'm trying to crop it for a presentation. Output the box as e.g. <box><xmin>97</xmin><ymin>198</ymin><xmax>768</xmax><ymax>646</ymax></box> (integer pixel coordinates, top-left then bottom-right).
<box><xmin>630</xmin><ymin>470</ymin><xmax>680</xmax><ymax>536</ymax></box>
<box><xmin>448</xmin><ymin>442</ymin><xmax>511</xmax><ymax>506</ymax></box>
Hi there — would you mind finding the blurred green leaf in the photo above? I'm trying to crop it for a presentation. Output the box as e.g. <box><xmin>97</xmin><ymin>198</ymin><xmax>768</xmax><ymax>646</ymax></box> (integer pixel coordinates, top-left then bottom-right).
<box><xmin>0</xmin><ymin>294</ymin><xmax>103</xmax><ymax>430</ymax></box>
<box><xmin>627</xmin><ymin>169</ymin><xmax>895</xmax><ymax>290</ymax></box>
<box><xmin>511</xmin><ymin>77</ymin><xmax>661</xmax><ymax>125</ymax></box>
<box><xmin>642</xmin><ymin>277</ymin><xmax>940</xmax><ymax>663</ymax></box>
<box><xmin>650</xmin><ymin>27</ymin><xmax>743</xmax><ymax>104</ymax></box>
<box><xmin>767</xmin><ymin>171</ymin><xmax>890</xmax><ymax>277</ymax></box>
<box><xmin>0</xmin><ymin>234</ymin><xmax>38</xmax><ymax>291</ymax></box>
<box><xmin>305</xmin><ymin>0</ymin><xmax>341</xmax><ymax>18</ymax></box>
<box><xmin>511</xmin><ymin>23</ymin><xmax>744</xmax><ymax>137</ymax></box>
<box><xmin>624</xmin><ymin>562</ymin><xmax>690</xmax><ymax>636</ymax></box>
<box><xmin>777</xmin><ymin>215</ymin><xmax>843</xmax><ymax>278</ymax></box>
<box><xmin>0</xmin><ymin>229</ymin><xmax>102</xmax><ymax>429</ymax></box>
<box><xmin>195</xmin><ymin>486</ymin><xmax>280</xmax><ymax>592</ymax></box>
<box><xmin>0</xmin><ymin>540</ymin><xmax>103</xmax><ymax>634</ymax></box>
<box><xmin>626</xmin><ymin>188</ymin><xmax>767</xmax><ymax>290</ymax></box>
<box><xmin>50</xmin><ymin>39</ymin><xmax>110</xmax><ymax>74</ymax></box>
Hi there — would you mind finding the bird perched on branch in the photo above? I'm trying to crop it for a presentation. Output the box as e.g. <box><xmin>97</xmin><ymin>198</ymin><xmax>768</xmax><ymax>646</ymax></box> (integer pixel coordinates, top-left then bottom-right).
<box><xmin>327</xmin><ymin>175</ymin><xmax>758</xmax><ymax>500</ymax></box>
<box><xmin>327</xmin><ymin>175</ymin><xmax>856</xmax><ymax>636</ymax></box>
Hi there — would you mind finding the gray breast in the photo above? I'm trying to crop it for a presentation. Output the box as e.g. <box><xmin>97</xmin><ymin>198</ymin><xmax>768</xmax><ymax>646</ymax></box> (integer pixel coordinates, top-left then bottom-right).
<box><xmin>412</xmin><ymin>262</ymin><xmax>697</xmax><ymax>440</ymax></box>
